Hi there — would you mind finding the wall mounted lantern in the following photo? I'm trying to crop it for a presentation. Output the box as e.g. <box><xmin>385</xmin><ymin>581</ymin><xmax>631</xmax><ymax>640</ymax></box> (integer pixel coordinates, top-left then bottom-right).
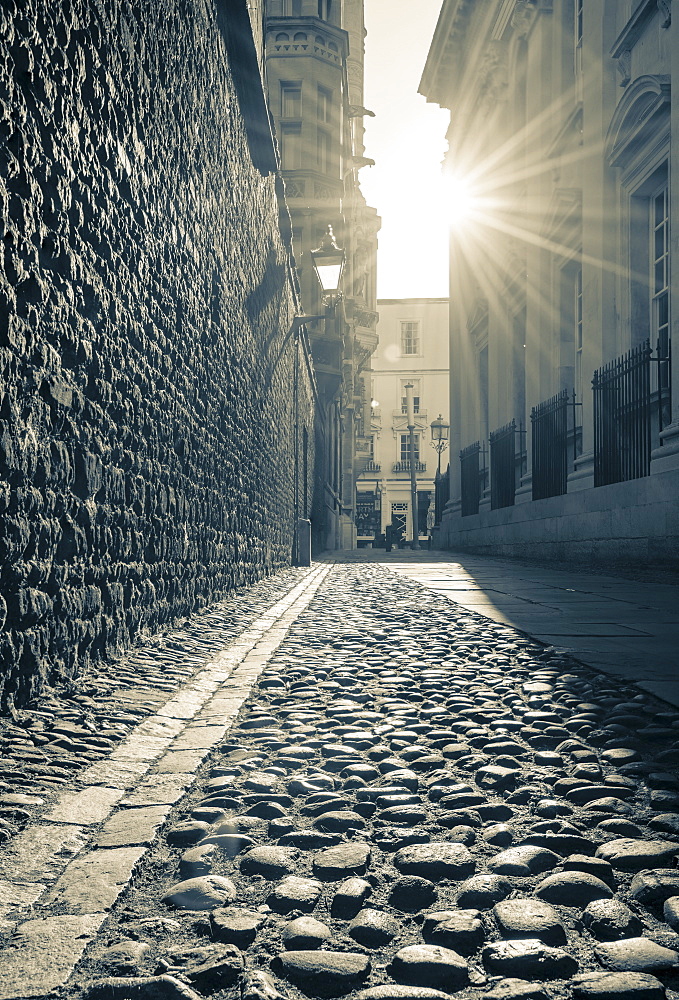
<box><xmin>310</xmin><ymin>225</ymin><xmax>345</xmax><ymax>307</ymax></box>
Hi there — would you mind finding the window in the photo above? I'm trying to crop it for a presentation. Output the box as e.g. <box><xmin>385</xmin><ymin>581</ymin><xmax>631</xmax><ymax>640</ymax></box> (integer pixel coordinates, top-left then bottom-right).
<box><xmin>318</xmin><ymin>0</ymin><xmax>333</xmax><ymax>20</ymax></box>
<box><xmin>652</xmin><ymin>183</ymin><xmax>669</xmax><ymax>357</ymax></box>
<box><xmin>574</xmin><ymin>266</ymin><xmax>583</xmax><ymax>400</ymax></box>
<box><xmin>400</xmin><ymin>433</ymin><xmax>420</xmax><ymax>463</ymax></box>
<box><xmin>479</xmin><ymin>344</ymin><xmax>489</xmax><ymax>443</ymax></box>
<box><xmin>574</xmin><ymin>0</ymin><xmax>583</xmax><ymax>73</ymax></box>
<box><xmin>318</xmin><ymin>87</ymin><xmax>331</xmax><ymax>124</ymax></box>
<box><xmin>281</xmin><ymin>84</ymin><xmax>301</xmax><ymax>119</ymax></box>
<box><xmin>317</xmin><ymin>129</ymin><xmax>330</xmax><ymax>173</ymax></box>
<box><xmin>280</xmin><ymin>126</ymin><xmax>301</xmax><ymax>170</ymax></box>
<box><xmin>400</xmin><ymin>320</ymin><xmax>420</xmax><ymax>355</ymax></box>
<box><xmin>400</xmin><ymin>379</ymin><xmax>420</xmax><ymax>414</ymax></box>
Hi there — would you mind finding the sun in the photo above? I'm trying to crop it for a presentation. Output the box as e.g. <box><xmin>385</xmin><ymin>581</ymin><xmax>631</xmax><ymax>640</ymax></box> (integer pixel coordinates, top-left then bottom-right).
<box><xmin>443</xmin><ymin>173</ymin><xmax>482</xmax><ymax>228</ymax></box>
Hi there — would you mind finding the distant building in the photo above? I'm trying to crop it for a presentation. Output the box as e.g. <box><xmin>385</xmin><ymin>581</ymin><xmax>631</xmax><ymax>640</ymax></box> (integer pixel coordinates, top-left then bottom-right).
<box><xmin>420</xmin><ymin>0</ymin><xmax>679</xmax><ymax>567</ymax></box>
<box><xmin>356</xmin><ymin>298</ymin><xmax>449</xmax><ymax>546</ymax></box>
<box><xmin>264</xmin><ymin>0</ymin><xmax>380</xmax><ymax>551</ymax></box>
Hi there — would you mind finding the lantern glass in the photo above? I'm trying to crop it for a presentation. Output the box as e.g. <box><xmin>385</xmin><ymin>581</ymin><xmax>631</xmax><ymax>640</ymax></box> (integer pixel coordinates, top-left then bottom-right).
<box><xmin>430</xmin><ymin>414</ymin><xmax>450</xmax><ymax>442</ymax></box>
<box><xmin>310</xmin><ymin>225</ymin><xmax>345</xmax><ymax>296</ymax></box>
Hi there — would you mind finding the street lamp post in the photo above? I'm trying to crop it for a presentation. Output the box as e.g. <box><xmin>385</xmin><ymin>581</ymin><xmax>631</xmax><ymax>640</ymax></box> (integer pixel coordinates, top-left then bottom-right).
<box><xmin>309</xmin><ymin>224</ymin><xmax>347</xmax><ymax>552</ymax></box>
<box><xmin>430</xmin><ymin>413</ymin><xmax>450</xmax><ymax>528</ymax></box>
<box><xmin>430</xmin><ymin>413</ymin><xmax>450</xmax><ymax>477</ymax></box>
<box><xmin>404</xmin><ymin>382</ymin><xmax>420</xmax><ymax>550</ymax></box>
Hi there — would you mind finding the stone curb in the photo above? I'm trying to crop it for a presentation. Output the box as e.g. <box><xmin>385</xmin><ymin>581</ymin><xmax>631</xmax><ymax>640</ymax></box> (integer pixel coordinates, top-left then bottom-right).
<box><xmin>0</xmin><ymin>561</ymin><xmax>333</xmax><ymax>1000</ymax></box>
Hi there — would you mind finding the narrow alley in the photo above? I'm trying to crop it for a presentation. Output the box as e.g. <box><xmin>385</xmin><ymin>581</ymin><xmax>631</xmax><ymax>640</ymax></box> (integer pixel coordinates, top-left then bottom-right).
<box><xmin>1</xmin><ymin>556</ymin><xmax>678</xmax><ymax>1000</ymax></box>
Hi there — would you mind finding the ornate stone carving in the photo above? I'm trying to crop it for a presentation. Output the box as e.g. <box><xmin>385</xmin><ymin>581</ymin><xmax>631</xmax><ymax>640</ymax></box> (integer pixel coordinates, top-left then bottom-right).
<box><xmin>511</xmin><ymin>0</ymin><xmax>538</xmax><ymax>37</ymax></box>
<box><xmin>477</xmin><ymin>42</ymin><xmax>508</xmax><ymax>112</ymax></box>
<box><xmin>283</xmin><ymin>179</ymin><xmax>305</xmax><ymax>199</ymax></box>
<box><xmin>616</xmin><ymin>49</ymin><xmax>632</xmax><ymax>88</ymax></box>
<box><xmin>354</xmin><ymin>308</ymin><xmax>378</xmax><ymax>329</ymax></box>
<box><xmin>657</xmin><ymin>0</ymin><xmax>671</xmax><ymax>28</ymax></box>
<box><xmin>352</xmin><ymin>245</ymin><xmax>368</xmax><ymax>297</ymax></box>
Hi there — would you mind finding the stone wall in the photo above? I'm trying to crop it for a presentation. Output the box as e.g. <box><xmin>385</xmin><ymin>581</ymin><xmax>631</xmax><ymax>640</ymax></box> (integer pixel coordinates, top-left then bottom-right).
<box><xmin>0</xmin><ymin>0</ymin><xmax>315</xmax><ymax>708</ymax></box>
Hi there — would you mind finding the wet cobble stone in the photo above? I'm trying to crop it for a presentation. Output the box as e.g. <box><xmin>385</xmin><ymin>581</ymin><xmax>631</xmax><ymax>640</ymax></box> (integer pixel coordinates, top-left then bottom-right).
<box><xmin>36</xmin><ymin>562</ymin><xmax>679</xmax><ymax>1000</ymax></box>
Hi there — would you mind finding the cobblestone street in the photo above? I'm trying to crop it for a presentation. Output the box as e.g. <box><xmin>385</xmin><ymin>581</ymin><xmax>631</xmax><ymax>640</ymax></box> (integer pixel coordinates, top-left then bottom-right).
<box><xmin>1</xmin><ymin>557</ymin><xmax>679</xmax><ymax>1000</ymax></box>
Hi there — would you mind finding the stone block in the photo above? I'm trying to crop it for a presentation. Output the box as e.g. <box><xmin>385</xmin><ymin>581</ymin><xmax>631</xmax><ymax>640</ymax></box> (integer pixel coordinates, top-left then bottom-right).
<box><xmin>43</xmin><ymin>847</ymin><xmax>146</xmax><ymax>913</ymax></box>
<box><xmin>0</xmin><ymin>913</ymin><xmax>106</xmax><ymax>999</ymax></box>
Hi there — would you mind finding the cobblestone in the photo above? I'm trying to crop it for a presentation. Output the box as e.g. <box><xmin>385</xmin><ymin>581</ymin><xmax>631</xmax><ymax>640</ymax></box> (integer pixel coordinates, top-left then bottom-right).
<box><xmin>2</xmin><ymin>560</ymin><xmax>679</xmax><ymax>1000</ymax></box>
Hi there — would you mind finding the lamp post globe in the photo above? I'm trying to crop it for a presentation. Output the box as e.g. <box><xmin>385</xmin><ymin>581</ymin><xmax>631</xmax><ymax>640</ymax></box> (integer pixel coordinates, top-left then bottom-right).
<box><xmin>430</xmin><ymin>413</ymin><xmax>450</xmax><ymax>477</ymax></box>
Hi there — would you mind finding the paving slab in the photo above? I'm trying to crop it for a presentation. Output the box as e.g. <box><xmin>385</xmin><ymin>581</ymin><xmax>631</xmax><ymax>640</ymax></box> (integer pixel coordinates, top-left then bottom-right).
<box><xmin>42</xmin><ymin>846</ymin><xmax>147</xmax><ymax>913</ymax></box>
<box><xmin>378</xmin><ymin>553</ymin><xmax>679</xmax><ymax>707</ymax></box>
<box><xmin>95</xmin><ymin>804</ymin><xmax>171</xmax><ymax>847</ymax></box>
<box><xmin>119</xmin><ymin>773</ymin><xmax>194</xmax><ymax>807</ymax></box>
<box><xmin>0</xmin><ymin>913</ymin><xmax>106</xmax><ymax>999</ymax></box>
<box><xmin>0</xmin><ymin>823</ymin><xmax>90</xmax><ymax>882</ymax></box>
<box><xmin>44</xmin><ymin>786</ymin><xmax>124</xmax><ymax>826</ymax></box>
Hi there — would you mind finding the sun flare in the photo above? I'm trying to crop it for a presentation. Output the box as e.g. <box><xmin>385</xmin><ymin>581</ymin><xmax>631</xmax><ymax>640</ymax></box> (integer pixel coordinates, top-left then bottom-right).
<box><xmin>444</xmin><ymin>174</ymin><xmax>480</xmax><ymax>227</ymax></box>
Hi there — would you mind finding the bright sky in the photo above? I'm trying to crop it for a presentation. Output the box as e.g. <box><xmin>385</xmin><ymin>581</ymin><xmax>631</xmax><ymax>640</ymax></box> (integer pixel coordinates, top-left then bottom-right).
<box><xmin>361</xmin><ymin>0</ymin><xmax>450</xmax><ymax>300</ymax></box>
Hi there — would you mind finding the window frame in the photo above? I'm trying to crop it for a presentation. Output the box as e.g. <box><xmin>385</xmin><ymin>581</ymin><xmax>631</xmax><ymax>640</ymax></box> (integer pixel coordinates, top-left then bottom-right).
<box><xmin>651</xmin><ymin>179</ymin><xmax>670</xmax><ymax>362</ymax></box>
<box><xmin>318</xmin><ymin>86</ymin><xmax>331</xmax><ymax>124</ymax></box>
<box><xmin>400</xmin><ymin>378</ymin><xmax>421</xmax><ymax>415</ymax></box>
<box><xmin>400</xmin><ymin>320</ymin><xmax>421</xmax><ymax>356</ymax></box>
<box><xmin>280</xmin><ymin>82</ymin><xmax>302</xmax><ymax>120</ymax></box>
<box><xmin>317</xmin><ymin>128</ymin><xmax>330</xmax><ymax>174</ymax></box>
<box><xmin>280</xmin><ymin>124</ymin><xmax>302</xmax><ymax>171</ymax></box>
<box><xmin>574</xmin><ymin>265</ymin><xmax>583</xmax><ymax>400</ymax></box>
<box><xmin>400</xmin><ymin>433</ymin><xmax>420</xmax><ymax>463</ymax></box>
<box><xmin>574</xmin><ymin>0</ymin><xmax>583</xmax><ymax>74</ymax></box>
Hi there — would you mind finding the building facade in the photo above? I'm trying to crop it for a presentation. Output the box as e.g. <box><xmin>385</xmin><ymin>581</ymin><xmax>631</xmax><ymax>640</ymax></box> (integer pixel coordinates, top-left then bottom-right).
<box><xmin>420</xmin><ymin>0</ymin><xmax>679</xmax><ymax>567</ymax></box>
<box><xmin>356</xmin><ymin>298</ymin><xmax>450</xmax><ymax>546</ymax></box>
<box><xmin>264</xmin><ymin>0</ymin><xmax>380</xmax><ymax>551</ymax></box>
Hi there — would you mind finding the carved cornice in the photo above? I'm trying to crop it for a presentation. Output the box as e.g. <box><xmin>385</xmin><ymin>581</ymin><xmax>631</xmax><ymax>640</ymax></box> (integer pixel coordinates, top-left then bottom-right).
<box><xmin>611</xmin><ymin>0</ymin><xmax>671</xmax><ymax>89</ymax></box>
<box><xmin>419</xmin><ymin>0</ymin><xmax>476</xmax><ymax>108</ymax></box>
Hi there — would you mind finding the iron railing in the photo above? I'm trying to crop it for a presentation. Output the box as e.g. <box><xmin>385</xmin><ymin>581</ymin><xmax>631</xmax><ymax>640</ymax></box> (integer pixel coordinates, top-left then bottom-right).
<box><xmin>362</xmin><ymin>460</ymin><xmax>381</xmax><ymax>473</ymax></box>
<box><xmin>531</xmin><ymin>389</ymin><xmax>569</xmax><ymax>500</ymax></box>
<box><xmin>434</xmin><ymin>465</ymin><xmax>450</xmax><ymax>524</ymax></box>
<box><xmin>490</xmin><ymin>420</ymin><xmax>516</xmax><ymax>509</ymax></box>
<box><xmin>593</xmin><ymin>341</ymin><xmax>652</xmax><ymax>486</ymax></box>
<box><xmin>460</xmin><ymin>442</ymin><xmax>482</xmax><ymax>516</ymax></box>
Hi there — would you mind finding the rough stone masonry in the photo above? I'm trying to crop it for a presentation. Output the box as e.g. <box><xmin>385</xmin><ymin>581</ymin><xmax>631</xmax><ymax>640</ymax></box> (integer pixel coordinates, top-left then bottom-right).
<box><xmin>0</xmin><ymin>0</ymin><xmax>315</xmax><ymax>709</ymax></box>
